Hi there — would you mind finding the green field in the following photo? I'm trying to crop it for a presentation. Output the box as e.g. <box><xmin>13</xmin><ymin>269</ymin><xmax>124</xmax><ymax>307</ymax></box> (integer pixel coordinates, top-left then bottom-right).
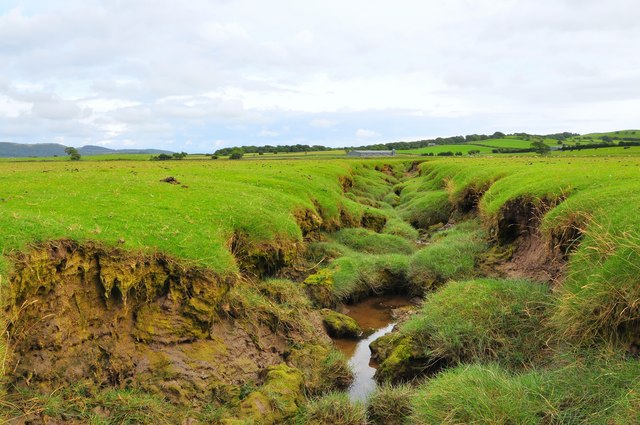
<box><xmin>1</xmin><ymin>152</ymin><xmax>639</xmax><ymax>423</ymax></box>
<box><xmin>0</xmin><ymin>159</ymin><xmax>379</xmax><ymax>275</ymax></box>
<box><xmin>399</xmin><ymin>144</ymin><xmax>494</xmax><ymax>155</ymax></box>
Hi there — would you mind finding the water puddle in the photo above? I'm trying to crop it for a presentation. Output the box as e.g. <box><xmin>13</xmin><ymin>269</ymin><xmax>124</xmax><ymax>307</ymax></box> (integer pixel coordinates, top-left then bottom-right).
<box><xmin>332</xmin><ymin>295</ymin><xmax>413</xmax><ymax>401</ymax></box>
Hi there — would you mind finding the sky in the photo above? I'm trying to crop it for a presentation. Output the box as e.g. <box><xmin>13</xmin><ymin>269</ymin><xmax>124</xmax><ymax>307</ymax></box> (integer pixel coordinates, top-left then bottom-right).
<box><xmin>1</xmin><ymin>0</ymin><xmax>639</xmax><ymax>152</ymax></box>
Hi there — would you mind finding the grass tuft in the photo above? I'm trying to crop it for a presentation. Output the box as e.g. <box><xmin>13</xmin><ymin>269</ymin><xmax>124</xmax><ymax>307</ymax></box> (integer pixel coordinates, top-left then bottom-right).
<box><xmin>299</xmin><ymin>391</ymin><xmax>366</xmax><ymax>425</ymax></box>
<box><xmin>402</xmin><ymin>278</ymin><xmax>551</xmax><ymax>369</ymax></box>
<box><xmin>366</xmin><ymin>383</ymin><xmax>415</xmax><ymax>425</ymax></box>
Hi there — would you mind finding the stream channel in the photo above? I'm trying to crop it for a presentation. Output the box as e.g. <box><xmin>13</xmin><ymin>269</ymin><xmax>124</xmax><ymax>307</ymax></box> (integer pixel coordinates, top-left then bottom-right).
<box><xmin>332</xmin><ymin>294</ymin><xmax>413</xmax><ymax>401</ymax></box>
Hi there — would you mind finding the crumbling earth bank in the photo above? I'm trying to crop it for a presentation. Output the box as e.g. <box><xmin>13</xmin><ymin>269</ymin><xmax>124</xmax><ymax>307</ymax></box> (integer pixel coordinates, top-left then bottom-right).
<box><xmin>6</xmin><ymin>240</ymin><xmax>305</xmax><ymax>406</ymax></box>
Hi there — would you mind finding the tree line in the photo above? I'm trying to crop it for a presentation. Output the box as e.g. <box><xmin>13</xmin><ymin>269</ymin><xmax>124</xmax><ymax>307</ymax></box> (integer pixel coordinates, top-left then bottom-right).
<box><xmin>213</xmin><ymin>131</ymin><xmax>582</xmax><ymax>155</ymax></box>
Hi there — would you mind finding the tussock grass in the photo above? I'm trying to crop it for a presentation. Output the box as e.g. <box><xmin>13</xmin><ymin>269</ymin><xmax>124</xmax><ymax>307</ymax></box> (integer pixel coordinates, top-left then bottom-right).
<box><xmin>407</xmin><ymin>221</ymin><xmax>486</xmax><ymax>290</ymax></box>
<box><xmin>402</xmin><ymin>278</ymin><xmax>551</xmax><ymax>369</ymax></box>
<box><xmin>397</xmin><ymin>190</ymin><xmax>451</xmax><ymax>229</ymax></box>
<box><xmin>366</xmin><ymin>383</ymin><xmax>414</xmax><ymax>425</ymax></box>
<box><xmin>410</xmin><ymin>364</ymin><xmax>545</xmax><ymax>425</ymax></box>
<box><xmin>329</xmin><ymin>228</ymin><xmax>416</xmax><ymax>255</ymax></box>
<box><xmin>411</xmin><ymin>157</ymin><xmax>640</xmax><ymax>349</ymax></box>
<box><xmin>331</xmin><ymin>253</ymin><xmax>410</xmax><ymax>301</ymax></box>
<box><xmin>552</xmin><ymin>220</ymin><xmax>640</xmax><ymax>348</ymax></box>
<box><xmin>289</xmin><ymin>345</ymin><xmax>353</xmax><ymax>395</ymax></box>
<box><xmin>3</xmin><ymin>386</ymin><xmax>196</xmax><ymax>424</ymax></box>
<box><xmin>382</xmin><ymin>217</ymin><xmax>420</xmax><ymax>240</ymax></box>
<box><xmin>223</xmin><ymin>279</ymin><xmax>315</xmax><ymax>338</ymax></box>
<box><xmin>409</xmin><ymin>353</ymin><xmax>640</xmax><ymax>425</ymax></box>
<box><xmin>298</xmin><ymin>391</ymin><xmax>366</xmax><ymax>425</ymax></box>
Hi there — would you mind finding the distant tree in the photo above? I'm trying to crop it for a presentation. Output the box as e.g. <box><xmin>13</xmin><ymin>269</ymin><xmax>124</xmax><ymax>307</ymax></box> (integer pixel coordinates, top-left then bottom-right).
<box><xmin>492</xmin><ymin>131</ymin><xmax>505</xmax><ymax>139</ymax></box>
<box><xmin>211</xmin><ymin>155</ymin><xmax>219</xmax><ymax>160</ymax></box>
<box><xmin>530</xmin><ymin>140</ymin><xmax>550</xmax><ymax>156</ymax></box>
<box><xmin>151</xmin><ymin>153</ymin><xmax>173</xmax><ymax>161</ymax></box>
<box><xmin>64</xmin><ymin>147</ymin><xmax>81</xmax><ymax>161</ymax></box>
<box><xmin>229</xmin><ymin>148</ymin><xmax>244</xmax><ymax>160</ymax></box>
<box><xmin>601</xmin><ymin>136</ymin><xmax>614</xmax><ymax>144</ymax></box>
<box><xmin>455</xmin><ymin>151</ymin><xmax>463</xmax><ymax>156</ymax></box>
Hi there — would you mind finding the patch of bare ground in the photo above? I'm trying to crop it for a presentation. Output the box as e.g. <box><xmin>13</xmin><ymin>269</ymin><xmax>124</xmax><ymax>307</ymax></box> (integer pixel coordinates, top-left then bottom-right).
<box><xmin>480</xmin><ymin>197</ymin><xmax>582</xmax><ymax>284</ymax></box>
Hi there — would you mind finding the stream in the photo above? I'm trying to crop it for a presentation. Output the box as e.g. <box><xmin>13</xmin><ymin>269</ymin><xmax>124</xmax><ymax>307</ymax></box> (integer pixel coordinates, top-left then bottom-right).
<box><xmin>332</xmin><ymin>295</ymin><xmax>413</xmax><ymax>401</ymax></box>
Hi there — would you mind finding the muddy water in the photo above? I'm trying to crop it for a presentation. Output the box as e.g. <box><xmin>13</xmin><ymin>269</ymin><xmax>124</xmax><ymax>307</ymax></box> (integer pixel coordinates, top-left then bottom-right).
<box><xmin>333</xmin><ymin>295</ymin><xmax>413</xmax><ymax>401</ymax></box>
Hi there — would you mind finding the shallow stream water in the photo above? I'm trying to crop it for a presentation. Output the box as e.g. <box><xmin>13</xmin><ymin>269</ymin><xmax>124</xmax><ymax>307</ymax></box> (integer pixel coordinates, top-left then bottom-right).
<box><xmin>332</xmin><ymin>295</ymin><xmax>413</xmax><ymax>401</ymax></box>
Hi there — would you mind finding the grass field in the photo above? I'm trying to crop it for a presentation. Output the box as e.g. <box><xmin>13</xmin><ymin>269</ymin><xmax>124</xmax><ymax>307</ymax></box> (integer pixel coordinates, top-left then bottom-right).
<box><xmin>0</xmin><ymin>159</ymin><xmax>373</xmax><ymax>276</ymax></box>
<box><xmin>399</xmin><ymin>144</ymin><xmax>494</xmax><ymax>155</ymax></box>
<box><xmin>2</xmin><ymin>151</ymin><xmax>640</xmax><ymax>423</ymax></box>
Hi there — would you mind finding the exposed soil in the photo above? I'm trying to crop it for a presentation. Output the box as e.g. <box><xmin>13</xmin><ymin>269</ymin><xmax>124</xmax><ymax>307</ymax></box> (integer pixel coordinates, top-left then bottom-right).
<box><xmin>160</xmin><ymin>176</ymin><xmax>180</xmax><ymax>184</ymax></box>
<box><xmin>4</xmin><ymin>240</ymin><xmax>319</xmax><ymax>407</ymax></box>
<box><xmin>486</xmin><ymin>197</ymin><xmax>580</xmax><ymax>284</ymax></box>
<box><xmin>497</xmin><ymin>231</ymin><xmax>566</xmax><ymax>283</ymax></box>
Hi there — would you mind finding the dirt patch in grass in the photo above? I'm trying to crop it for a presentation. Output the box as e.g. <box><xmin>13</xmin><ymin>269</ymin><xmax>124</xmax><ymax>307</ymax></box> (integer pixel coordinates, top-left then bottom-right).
<box><xmin>488</xmin><ymin>197</ymin><xmax>580</xmax><ymax>283</ymax></box>
<box><xmin>498</xmin><ymin>232</ymin><xmax>566</xmax><ymax>283</ymax></box>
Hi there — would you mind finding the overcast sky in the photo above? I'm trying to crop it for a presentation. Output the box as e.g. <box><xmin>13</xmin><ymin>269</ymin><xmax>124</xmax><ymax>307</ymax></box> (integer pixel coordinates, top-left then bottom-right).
<box><xmin>1</xmin><ymin>0</ymin><xmax>639</xmax><ymax>152</ymax></box>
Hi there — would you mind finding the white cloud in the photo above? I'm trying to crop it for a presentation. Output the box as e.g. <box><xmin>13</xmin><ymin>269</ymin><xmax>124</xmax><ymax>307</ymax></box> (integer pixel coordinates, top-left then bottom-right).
<box><xmin>310</xmin><ymin>118</ymin><xmax>337</xmax><ymax>128</ymax></box>
<box><xmin>356</xmin><ymin>129</ymin><xmax>380</xmax><ymax>139</ymax></box>
<box><xmin>259</xmin><ymin>129</ymin><xmax>279</xmax><ymax>137</ymax></box>
<box><xmin>0</xmin><ymin>0</ymin><xmax>638</xmax><ymax>150</ymax></box>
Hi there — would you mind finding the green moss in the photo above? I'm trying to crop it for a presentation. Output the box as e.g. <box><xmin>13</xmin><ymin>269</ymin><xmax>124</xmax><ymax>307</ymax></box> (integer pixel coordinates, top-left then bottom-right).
<box><xmin>288</xmin><ymin>344</ymin><xmax>353</xmax><ymax>395</ymax></box>
<box><xmin>320</xmin><ymin>309</ymin><xmax>362</xmax><ymax>338</ymax></box>
<box><xmin>374</xmin><ymin>335</ymin><xmax>423</xmax><ymax>383</ymax></box>
<box><xmin>224</xmin><ymin>278</ymin><xmax>315</xmax><ymax>337</ymax></box>
<box><xmin>303</xmin><ymin>269</ymin><xmax>336</xmax><ymax>308</ymax></box>
<box><xmin>133</xmin><ymin>303</ymin><xmax>207</xmax><ymax>342</ymax></box>
<box><xmin>237</xmin><ymin>364</ymin><xmax>305</xmax><ymax>424</ymax></box>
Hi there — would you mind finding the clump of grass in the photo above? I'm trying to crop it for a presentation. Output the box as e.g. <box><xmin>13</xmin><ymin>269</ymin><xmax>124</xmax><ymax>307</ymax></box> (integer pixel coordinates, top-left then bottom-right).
<box><xmin>552</xmin><ymin>223</ymin><xmax>640</xmax><ymax>348</ymax></box>
<box><xmin>382</xmin><ymin>217</ymin><xmax>420</xmax><ymax>241</ymax></box>
<box><xmin>288</xmin><ymin>345</ymin><xmax>353</xmax><ymax>395</ymax></box>
<box><xmin>397</xmin><ymin>190</ymin><xmax>451</xmax><ymax>229</ymax></box>
<box><xmin>407</xmin><ymin>351</ymin><xmax>640</xmax><ymax>424</ymax></box>
<box><xmin>329</xmin><ymin>228</ymin><xmax>416</xmax><ymax>255</ymax></box>
<box><xmin>540</xmin><ymin>351</ymin><xmax>640</xmax><ymax>424</ymax></box>
<box><xmin>223</xmin><ymin>278</ymin><xmax>315</xmax><ymax>338</ymax></box>
<box><xmin>410</xmin><ymin>364</ymin><xmax>545</xmax><ymax>425</ymax></box>
<box><xmin>331</xmin><ymin>253</ymin><xmax>410</xmax><ymax>301</ymax></box>
<box><xmin>4</xmin><ymin>386</ymin><xmax>189</xmax><ymax>424</ymax></box>
<box><xmin>366</xmin><ymin>383</ymin><xmax>414</xmax><ymax>425</ymax></box>
<box><xmin>402</xmin><ymin>278</ymin><xmax>551</xmax><ymax>369</ymax></box>
<box><xmin>407</xmin><ymin>220</ymin><xmax>486</xmax><ymax>290</ymax></box>
<box><xmin>299</xmin><ymin>392</ymin><xmax>366</xmax><ymax>425</ymax></box>
<box><xmin>349</xmin><ymin>163</ymin><xmax>400</xmax><ymax>201</ymax></box>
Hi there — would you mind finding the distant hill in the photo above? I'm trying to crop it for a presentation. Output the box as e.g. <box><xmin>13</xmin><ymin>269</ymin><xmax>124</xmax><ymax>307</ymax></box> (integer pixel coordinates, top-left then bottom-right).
<box><xmin>0</xmin><ymin>142</ymin><xmax>173</xmax><ymax>158</ymax></box>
